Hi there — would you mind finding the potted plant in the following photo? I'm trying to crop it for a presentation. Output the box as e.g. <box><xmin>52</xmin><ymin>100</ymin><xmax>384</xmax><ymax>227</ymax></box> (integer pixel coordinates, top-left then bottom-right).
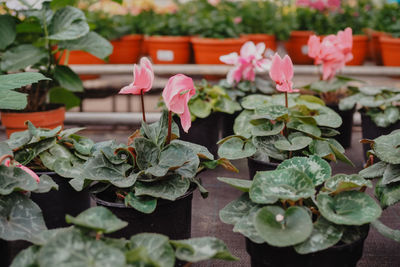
<box><xmin>187</xmin><ymin>0</ymin><xmax>247</xmax><ymax>64</ymax></box>
<box><xmin>88</xmin><ymin>58</ymin><xmax>237</xmax><ymax>240</ymax></box>
<box><xmin>219</xmin><ymin>156</ymin><xmax>382</xmax><ymax>267</ymax></box>
<box><xmin>218</xmin><ymin>54</ymin><xmax>352</xmax><ymax>178</ymax></box>
<box><xmin>305</xmin><ymin>27</ymin><xmax>363</xmax><ymax>148</ymax></box>
<box><xmin>340</xmin><ymin>85</ymin><xmax>400</xmax><ymax>159</ymax></box>
<box><xmin>359</xmin><ymin>130</ymin><xmax>400</xmax><ymax>241</ymax></box>
<box><xmin>0</xmin><ymin>1</ymin><xmax>112</xmax><ymax>135</ymax></box>
<box><xmin>10</xmin><ymin>206</ymin><xmax>238</xmax><ymax>266</ymax></box>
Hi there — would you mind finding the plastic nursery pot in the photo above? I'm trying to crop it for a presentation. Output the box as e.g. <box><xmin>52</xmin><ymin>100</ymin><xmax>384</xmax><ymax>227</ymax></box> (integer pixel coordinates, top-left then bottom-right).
<box><xmin>0</xmin><ymin>239</ymin><xmax>9</xmax><ymax>267</ymax></box>
<box><xmin>109</xmin><ymin>34</ymin><xmax>143</xmax><ymax>64</ymax></box>
<box><xmin>242</xmin><ymin>33</ymin><xmax>277</xmax><ymax>51</ymax></box>
<box><xmin>1</xmin><ymin>105</ymin><xmax>65</xmax><ymax>138</ymax></box>
<box><xmin>221</xmin><ymin>111</ymin><xmax>241</xmax><ymax>138</ymax></box>
<box><xmin>361</xmin><ymin>112</ymin><xmax>400</xmax><ymax>161</ymax></box>
<box><xmin>191</xmin><ymin>36</ymin><xmax>248</xmax><ymax>65</ymax></box>
<box><xmin>246</xmin><ymin>226</ymin><xmax>369</xmax><ymax>267</ymax></box>
<box><xmin>30</xmin><ymin>172</ymin><xmax>91</xmax><ymax>229</ymax></box>
<box><xmin>284</xmin><ymin>31</ymin><xmax>314</xmax><ymax>65</ymax></box>
<box><xmin>327</xmin><ymin>104</ymin><xmax>355</xmax><ymax>149</ymax></box>
<box><xmin>145</xmin><ymin>36</ymin><xmax>191</xmax><ymax>64</ymax></box>
<box><xmin>247</xmin><ymin>157</ymin><xmax>279</xmax><ymax>180</ymax></box>
<box><xmin>56</xmin><ymin>50</ymin><xmax>105</xmax><ymax>80</ymax></box>
<box><xmin>347</xmin><ymin>35</ymin><xmax>369</xmax><ymax>66</ymax></box>
<box><xmin>91</xmin><ymin>186</ymin><xmax>194</xmax><ymax>240</ymax></box>
<box><xmin>175</xmin><ymin>112</ymin><xmax>222</xmax><ymax>157</ymax></box>
<box><xmin>371</xmin><ymin>31</ymin><xmax>389</xmax><ymax>65</ymax></box>
<box><xmin>380</xmin><ymin>36</ymin><xmax>400</xmax><ymax>67</ymax></box>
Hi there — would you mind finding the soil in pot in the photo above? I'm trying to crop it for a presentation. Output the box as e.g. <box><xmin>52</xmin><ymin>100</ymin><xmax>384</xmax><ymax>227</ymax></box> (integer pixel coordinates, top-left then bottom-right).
<box><xmin>247</xmin><ymin>157</ymin><xmax>279</xmax><ymax>180</ymax></box>
<box><xmin>246</xmin><ymin>225</ymin><xmax>368</xmax><ymax>267</ymax></box>
<box><xmin>361</xmin><ymin>112</ymin><xmax>400</xmax><ymax>160</ymax></box>
<box><xmin>242</xmin><ymin>34</ymin><xmax>277</xmax><ymax>51</ymax></box>
<box><xmin>327</xmin><ymin>104</ymin><xmax>355</xmax><ymax>149</ymax></box>
<box><xmin>284</xmin><ymin>31</ymin><xmax>314</xmax><ymax>65</ymax></box>
<box><xmin>347</xmin><ymin>35</ymin><xmax>368</xmax><ymax>66</ymax></box>
<box><xmin>30</xmin><ymin>172</ymin><xmax>91</xmax><ymax>229</ymax></box>
<box><xmin>146</xmin><ymin>36</ymin><xmax>191</xmax><ymax>64</ymax></box>
<box><xmin>1</xmin><ymin>104</ymin><xmax>65</xmax><ymax>138</ymax></box>
<box><xmin>175</xmin><ymin>112</ymin><xmax>222</xmax><ymax>157</ymax></box>
<box><xmin>380</xmin><ymin>36</ymin><xmax>400</xmax><ymax>66</ymax></box>
<box><xmin>109</xmin><ymin>34</ymin><xmax>142</xmax><ymax>64</ymax></box>
<box><xmin>91</xmin><ymin>186</ymin><xmax>194</xmax><ymax>240</ymax></box>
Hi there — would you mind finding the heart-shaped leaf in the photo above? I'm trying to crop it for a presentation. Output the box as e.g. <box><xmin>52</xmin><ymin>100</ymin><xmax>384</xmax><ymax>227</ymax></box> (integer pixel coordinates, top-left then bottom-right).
<box><xmin>324</xmin><ymin>174</ymin><xmax>372</xmax><ymax>193</ymax></box>
<box><xmin>359</xmin><ymin>161</ymin><xmax>387</xmax><ymax>179</ymax></box>
<box><xmin>219</xmin><ymin>193</ymin><xmax>257</xmax><ymax>225</ymax></box>
<box><xmin>375</xmin><ymin>179</ymin><xmax>400</xmax><ymax>208</ymax></box>
<box><xmin>274</xmin><ymin>136</ymin><xmax>313</xmax><ymax>151</ymax></box>
<box><xmin>233</xmin><ymin>110</ymin><xmax>254</xmax><ymax>138</ymax></box>
<box><xmin>217</xmin><ymin>177</ymin><xmax>252</xmax><ymax>192</ymax></box>
<box><xmin>254</xmin><ymin>105</ymin><xmax>289</xmax><ymax>120</ymax></box>
<box><xmin>233</xmin><ymin>205</ymin><xmax>264</xmax><ymax>244</ymax></box>
<box><xmin>0</xmin><ymin>165</ymin><xmax>38</xmax><ymax>195</ymax></box>
<box><xmin>125</xmin><ymin>192</ymin><xmax>157</xmax><ymax>214</ymax></box>
<box><xmin>48</xmin><ymin>6</ymin><xmax>89</xmax><ymax>40</ymax></box>
<box><xmin>218</xmin><ymin>137</ymin><xmax>256</xmax><ymax>160</ymax></box>
<box><xmin>251</xmin><ymin>121</ymin><xmax>285</xmax><ymax>137</ymax></box>
<box><xmin>373</xmin><ymin>131</ymin><xmax>400</xmax><ymax>164</ymax></box>
<box><xmin>240</xmin><ymin>94</ymin><xmax>271</xmax><ymax>110</ymax></box>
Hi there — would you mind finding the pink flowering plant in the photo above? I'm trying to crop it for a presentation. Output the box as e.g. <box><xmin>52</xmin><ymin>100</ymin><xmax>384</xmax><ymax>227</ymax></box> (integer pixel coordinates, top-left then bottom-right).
<box><xmin>218</xmin><ymin>53</ymin><xmax>352</xmax><ymax>165</ymax></box>
<box><xmin>84</xmin><ymin>59</ymin><xmax>237</xmax><ymax>213</ymax></box>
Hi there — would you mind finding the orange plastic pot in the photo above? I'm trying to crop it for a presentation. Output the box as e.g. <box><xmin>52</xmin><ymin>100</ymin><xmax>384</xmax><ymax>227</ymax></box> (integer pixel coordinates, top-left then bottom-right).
<box><xmin>191</xmin><ymin>37</ymin><xmax>248</xmax><ymax>64</ymax></box>
<box><xmin>347</xmin><ymin>35</ymin><xmax>368</xmax><ymax>66</ymax></box>
<box><xmin>145</xmin><ymin>36</ymin><xmax>191</xmax><ymax>64</ymax></box>
<box><xmin>242</xmin><ymin>33</ymin><xmax>277</xmax><ymax>51</ymax></box>
<box><xmin>380</xmin><ymin>36</ymin><xmax>400</xmax><ymax>66</ymax></box>
<box><xmin>1</xmin><ymin>106</ymin><xmax>65</xmax><ymax>137</ymax></box>
<box><xmin>370</xmin><ymin>31</ymin><xmax>388</xmax><ymax>65</ymax></box>
<box><xmin>285</xmin><ymin>31</ymin><xmax>314</xmax><ymax>65</ymax></box>
<box><xmin>109</xmin><ymin>34</ymin><xmax>142</xmax><ymax>64</ymax></box>
<box><xmin>56</xmin><ymin>50</ymin><xmax>105</xmax><ymax>80</ymax></box>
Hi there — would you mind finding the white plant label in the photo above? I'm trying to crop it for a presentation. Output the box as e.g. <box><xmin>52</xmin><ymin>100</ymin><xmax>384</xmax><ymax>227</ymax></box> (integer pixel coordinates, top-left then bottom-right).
<box><xmin>157</xmin><ymin>50</ymin><xmax>174</xmax><ymax>62</ymax></box>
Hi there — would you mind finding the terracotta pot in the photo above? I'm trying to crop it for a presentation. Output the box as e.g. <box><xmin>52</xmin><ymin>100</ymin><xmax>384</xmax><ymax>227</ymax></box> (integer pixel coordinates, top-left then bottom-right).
<box><xmin>242</xmin><ymin>33</ymin><xmax>277</xmax><ymax>51</ymax></box>
<box><xmin>347</xmin><ymin>35</ymin><xmax>368</xmax><ymax>66</ymax></box>
<box><xmin>109</xmin><ymin>34</ymin><xmax>142</xmax><ymax>64</ymax></box>
<box><xmin>145</xmin><ymin>36</ymin><xmax>191</xmax><ymax>64</ymax></box>
<box><xmin>380</xmin><ymin>35</ymin><xmax>400</xmax><ymax>66</ymax></box>
<box><xmin>1</xmin><ymin>105</ymin><xmax>65</xmax><ymax>137</ymax></box>
<box><xmin>285</xmin><ymin>31</ymin><xmax>314</xmax><ymax>65</ymax></box>
<box><xmin>57</xmin><ymin>50</ymin><xmax>105</xmax><ymax>80</ymax></box>
<box><xmin>370</xmin><ymin>31</ymin><xmax>388</xmax><ymax>65</ymax></box>
<box><xmin>191</xmin><ymin>36</ymin><xmax>248</xmax><ymax>64</ymax></box>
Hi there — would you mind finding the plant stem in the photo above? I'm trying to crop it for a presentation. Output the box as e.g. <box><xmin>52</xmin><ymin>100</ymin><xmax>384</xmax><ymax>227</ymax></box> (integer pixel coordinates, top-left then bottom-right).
<box><xmin>166</xmin><ymin>111</ymin><xmax>172</xmax><ymax>145</ymax></box>
<box><xmin>283</xmin><ymin>92</ymin><xmax>288</xmax><ymax>138</ymax></box>
<box><xmin>140</xmin><ymin>90</ymin><xmax>146</xmax><ymax>123</ymax></box>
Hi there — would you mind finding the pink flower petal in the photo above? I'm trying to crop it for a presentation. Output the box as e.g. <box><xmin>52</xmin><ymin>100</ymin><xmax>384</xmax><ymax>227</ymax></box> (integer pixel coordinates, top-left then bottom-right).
<box><xmin>220</xmin><ymin>52</ymin><xmax>239</xmax><ymax>65</ymax></box>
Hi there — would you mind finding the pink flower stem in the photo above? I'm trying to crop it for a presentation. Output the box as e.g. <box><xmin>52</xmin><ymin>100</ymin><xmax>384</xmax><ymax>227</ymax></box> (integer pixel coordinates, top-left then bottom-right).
<box><xmin>140</xmin><ymin>90</ymin><xmax>146</xmax><ymax>123</ymax></box>
<box><xmin>166</xmin><ymin>111</ymin><xmax>172</xmax><ymax>145</ymax></box>
<box><xmin>283</xmin><ymin>92</ymin><xmax>289</xmax><ymax>138</ymax></box>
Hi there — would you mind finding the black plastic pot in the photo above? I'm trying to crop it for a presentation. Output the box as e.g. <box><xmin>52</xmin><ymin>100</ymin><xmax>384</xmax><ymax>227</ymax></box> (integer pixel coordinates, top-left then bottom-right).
<box><xmin>30</xmin><ymin>172</ymin><xmax>91</xmax><ymax>229</ymax></box>
<box><xmin>175</xmin><ymin>112</ymin><xmax>221</xmax><ymax>157</ymax></box>
<box><xmin>361</xmin><ymin>112</ymin><xmax>400</xmax><ymax>160</ymax></box>
<box><xmin>327</xmin><ymin>104</ymin><xmax>355</xmax><ymax>149</ymax></box>
<box><xmin>221</xmin><ymin>111</ymin><xmax>241</xmax><ymax>138</ymax></box>
<box><xmin>91</xmin><ymin>188</ymin><xmax>194</xmax><ymax>240</ymax></box>
<box><xmin>246</xmin><ymin>225</ymin><xmax>369</xmax><ymax>267</ymax></box>
<box><xmin>247</xmin><ymin>157</ymin><xmax>279</xmax><ymax>179</ymax></box>
<box><xmin>0</xmin><ymin>239</ymin><xmax>8</xmax><ymax>267</ymax></box>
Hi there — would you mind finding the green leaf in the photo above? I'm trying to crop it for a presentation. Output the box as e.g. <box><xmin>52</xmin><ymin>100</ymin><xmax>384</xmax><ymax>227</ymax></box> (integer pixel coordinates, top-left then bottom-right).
<box><xmin>314</xmin><ymin>106</ymin><xmax>342</xmax><ymax>129</ymax></box>
<box><xmin>254</xmin><ymin>206</ymin><xmax>313</xmax><ymax>247</ymax></box>
<box><xmin>69</xmin><ymin>135</ymin><xmax>94</xmax><ymax>156</ymax></box>
<box><xmin>373</xmin><ymin>107</ymin><xmax>400</xmax><ymax>127</ymax></box>
<box><xmin>0</xmin><ymin>15</ymin><xmax>16</xmax><ymax>50</ymax></box>
<box><xmin>233</xmin><ymin>205</ymin><xmax>264</xmax><ymax>244</ymax></box>
<box><xmin>59</xmin><ymin>32</ymin><xmax>113</xmax><ymax>59</ymax></box>
<box><xmin>48</xmin><ymin>6</ymin><xmax>89</xmax><ymax>40</ymax></box>
<box><xmin>134</xmin><ymin>174</ymin><xmax>190</xmax><ymax>201</ymax></box>
<box><xmin>217</xmin><ymin>177</ymin><xmax>252</xmax><ymax>192</ymax></box>
<box><xmin>252</xmin><ymin>135</ymin><xmax>287</xmax><ymax>162</ymax></box>
<box><xmin>27</xmin><ymin>121</ymin><xmax>61</xmax><ymax>138</ymax></box>
<box><xmin>324</xmin><ymin>174</ymin><xmax>372</xmax><ymax>193</ymax></box>
<box><xmin>233</xmin><ymin>110</ymin><xmax>254</xmax><ymax>138</ymax></box>
<box><xmin>373</xmin><ymin>131</ymin><xmax>400</xmax><ymax>164</ymax></box>
<box><xmin>171</xmin><ymin>237</ymin><xmax>238</xmax><ymax>262</ymax></box>
<box><xmin>39</xmin><ymin>143</ymin><xmax>74</xmax><ymax>170</ymax></box>
<box><xmin>359</xmin><ymin>161</ymin><xmax>387</xmax><ymax>179</ymax></box>
<box><xmin>10</xmin><ymin>246</ymin><xmax>40</xmax><ymax>267</ymax></box>
<box><xmin>33</xmin><ymin>174</ymin><xmax>58</xmax><ymax>193</ymax></box>
<box><xmin>171</xmin><ymin>139</ymin><xmax>214</xmax><ymax>160</ymax></box>
<box><xmin>6</xmin><ymin>130</ymin><xmax>32</xmax><ymax>150</ymax></box>
<box><xmin>0</xmin><ymin>72</ymin><xmax>50</xmax><ymax>91</ymax></box>
<box><xmin>50</xmin><ymin>0</ymin><xmax>79</xmax><ymax>10</ymax></box>
<box><xmin>49</xmin><ymin>87</ymin><xmax>80</xmax><ymax>110</ymax></box>
<box><xmin>0</xmin><ymin>165</ymin><xmax>38</xmax><ymax>195</ymax></box>
<box><xmin>38</xmin><ymin>228</ymin><xmax>126</xmax><ymax>267</ymax></box>
<box><xmin>274</xmin><ymin>136</ymin><xmax>313</xmax><ymax>151</ymax></box>
<box><xmin>125</xmin><ymin>192</ymin><xmax>157</xmax><ymax>214</ymax></box>
<box><xmin>251</xmin><ymin>121</ymin><xmax>285</xmax><ymax>137</ymax></box>
<box><xmin>141</xmin><ymin>111</ymin><xmax>179</xmax><ymax>146</ymax></box>
<box><xmin>0</xmin><ymin>44</ymin><xmax>48</xmax><ymax>72</ymax></box>
<box><xmin>0</xmin><ymin>193</ymin><xmax>47</xmax><ymax>242</ymax></box>
<box><xmin>254</xmin><ymin>105</ymin><xmax>288</xmax><ymax>120</ymax></box>
<box><xmin>250</xmin><ymin>169</ymin><xmax>315</xmax><ymax>203</ymax></box>
<box><xmin>341</xmin><ymin>225</ymin><xmax>369</xmax><ymax>244</ymax></box>
<box><xmin>217</xmin><ymin>137</ymin><xmax>256</xmax><ymax>160</ymax></box>
<box><xmin>129</xmin><ymin>233</ymin><xmax>175</xmax><ymax>267</ymax></box>
<box><xmin>382</xmin><ymin>164</ymin><xmax>400</xmax><ymax>185</ymax></box>
<box><xmin>240</xmin><ymin>94</ymin><xmax>271</xmax><ymax>110</ymax></box>
<box><xmin>66</xmin><ymin>207</ymin><xmax>127</xmax><ymax>233</ymax></box>
<box><xmin>371</xmin><ymin>220</ymin><xmax>400</xmax><ymax>242</ymax></box>
<box><xmin>219</xmin><ymin>193</ymin><xmax>257</xmax><ymax>225</ymax></box>
<box><xmin>214</xmin><ymin>97</ymin><xmax>242</xmax><ymax>114</ymax></box>
<box><xmin>375</xmin><ymin>178</ymin><xmax>400</xmax><ymax>208</ymax></box>
<box><xmin>287</xmin><ymin>120</ymin><xmax>321</xmax><ymax>138</ymax></box>
<box><xmin>294</xmin><ymin>217</ymin><xmax>343</xmax><ymax>254</ymax></box>
<box><xmin>0</xmin><ymin>142</ymin><xmax>12</xmax><ymax>157</ymax></box>
<box><xmin>317</xmin><ymin>191</ymin><xmax>382</xmax><ymax>225</ymax></box>
<box><xmin>54</xmin><ymin>65</ymin><xmax>83</xmax><ymax>92</ymax></box>
<box><xmin>277</xmin><ymin>156</ymin><xmax>331</xmax><ymax>186</ymax></box>
<box><xmin>0</xmin><ymin>87</ymin><xmax>28</xmax><ymax>110</ymax></box>
<box><xmin>338</xmin><ymin>93</ymin><xmax>362</xmax><ymax>111</ymax></box>
<box><xmin>189</xmin><ymin>98</ymin><xmax>212</xmax><ymax>119</ymax></box>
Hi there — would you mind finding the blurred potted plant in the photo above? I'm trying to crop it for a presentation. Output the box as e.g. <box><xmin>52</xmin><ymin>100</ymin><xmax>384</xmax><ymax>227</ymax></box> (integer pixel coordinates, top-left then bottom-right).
<box><xmin>0</xmin><ymin>1</ymin><xmax>112</xmax><ymax>135</ymax></box>
<box><xmin>377</xmin><ymin>3</ymin><xmax>400</xmax><ymax>66</ymax></box>
<box><xmin>218</xmin><ymin>54</ymin><xmax>352</xmax><ymax>178</ymax></box>
<box><xmin>10</xmin><ymin>206</ymin><xmax>238</xmax><ymax>266</ymax></box>
<box><xmin>187</xmin><ymin>0</ymin><xmax>247</xmax><ymax>64</ymax></box>
<box><xmin>88</xmin><ymin>58</ymin><xmax>237</xmax><ymax>240</ymax></box>
<box><xmin>219</xmin><ymin>156</ymin><xmax>381</xmax><ymax>267</ymax></box>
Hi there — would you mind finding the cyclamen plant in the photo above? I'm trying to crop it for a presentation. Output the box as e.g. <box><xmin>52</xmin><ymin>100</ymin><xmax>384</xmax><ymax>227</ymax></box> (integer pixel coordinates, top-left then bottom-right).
<box><xmin>296</xmin><ymin>0</ymin><xmax>341</xmax><ymax>11</ymax></box>
<box><xmin>219</xmin><ymin>156</ymin><xmax>381</xmax><ymax>253</ymax></box>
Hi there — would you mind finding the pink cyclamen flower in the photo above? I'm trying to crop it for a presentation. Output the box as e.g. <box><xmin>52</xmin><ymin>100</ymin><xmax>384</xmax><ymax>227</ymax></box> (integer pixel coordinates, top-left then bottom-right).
<box><xmin>269</xmin><ymin>53</ymin><xmax>299</xmax><ymax>93</ymax></box>
<box><xmin>119</xmin><ymin>57</ymin><xmax>154</xmax><ymax>95</ymax></box>
<box><xmin>162</xmin><ymin>74</ymin><xmax>196</xmax><ymax>133</ymax></box>
<box><xmin>220</xmin><ymin>41</ymin><xmax>270</xmax><ymax>84</ymax></box>
<box><xmin>4</xmin><ymin>159</ymin><xmax>40</xmax><ymax>183</ymax></box>
<box><xmin>233</xmin><ymin>17</ymin><xmax>242</xmax><ymax>24</ymax></box>
<box><xmin>208</xmin><ymin>0</ymin><xmax>220</xmax><ymax>6</ymax></box>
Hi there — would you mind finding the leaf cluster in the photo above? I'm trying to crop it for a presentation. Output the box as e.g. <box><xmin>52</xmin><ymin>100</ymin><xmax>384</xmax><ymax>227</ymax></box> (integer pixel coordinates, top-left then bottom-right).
<box><xmin>373</xmin><ymin>3</ymin><xmax>400</xmax><ymax>37</ymax></box>
<box><xmin>219</xmin><ymin>156</ymin><xmax>381</xmax><ymax>253</ymax></box>
<box><xmin>219</xmin><ymin>78</ymin><xmax>275</xmax><ymax>102</ymax></box>
<box><xmin>142</xmin><ymin>9</ymin><xmax>191</xmax><ymax>36</ymax></box>
<box><xmin>238</xmin><ymin>0</ymin><xmax>279</xmax><ymax>35</ymax></box>
<box><xmin>10</xmin><ymin>206</ymin><xmax>238</xmax><ymax>267</ymax></box>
